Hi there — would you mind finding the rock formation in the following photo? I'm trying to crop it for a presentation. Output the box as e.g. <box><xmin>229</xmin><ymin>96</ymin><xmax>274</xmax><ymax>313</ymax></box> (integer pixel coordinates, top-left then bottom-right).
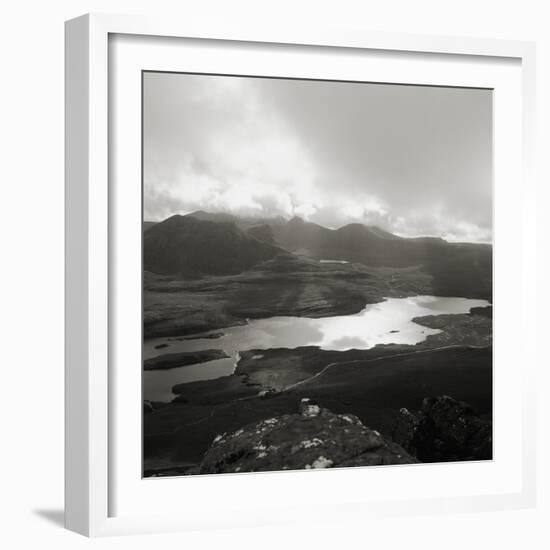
<box><xmin>393</xmin><ymin>395</ymin><xmax>492</xmax><ymax>462</ymax></box>
<box><xmin>199</xmin><ymin>398</ymin><xmax>416</xmax><ymax>474</ymax></box>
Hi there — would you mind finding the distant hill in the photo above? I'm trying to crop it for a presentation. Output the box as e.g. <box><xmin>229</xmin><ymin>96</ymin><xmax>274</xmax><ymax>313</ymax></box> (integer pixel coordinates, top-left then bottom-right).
<box><xmin>269</xmin><ymin>216</ymin><xmax>491</xmax><ymax>299</ymax></box>
<box><xmin>143</xmin><ymin>215</ymin><xmax>284</xmax><ymax>276</ymax></box>
<box><xmin>271</xmin><ymin>217</ymin><xmax>422</xmax><ymax>266</ymax></box>
<box><xmin>144</xmin><ymin>212</ymin><xmax>492</xmax><ymax>299</ymax></box>
<box><xmin>143</xmin><ymin>221</ymin><xmax>157</xmax><ymax>232</ymax></box>
<box><xmin>246</xmin><ymin>224</ymin><xmax>277</xmax><ymax>245</ymax></box>
<box><xmin>271</xmin><ymin>216</ymin><xmax>331</xmax><ymax>254</ymax></box>
<box><xmin>187</xmin><ymin>210</ymin><xmax>286</xmax><ymax>231</ymax></box>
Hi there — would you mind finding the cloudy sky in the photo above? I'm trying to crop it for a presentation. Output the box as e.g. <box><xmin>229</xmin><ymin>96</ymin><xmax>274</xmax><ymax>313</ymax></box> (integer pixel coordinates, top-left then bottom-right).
<box><xmin>143</xmin><ymin>72</ymin><xmax>492</xmax><ymax>242</ymax></box>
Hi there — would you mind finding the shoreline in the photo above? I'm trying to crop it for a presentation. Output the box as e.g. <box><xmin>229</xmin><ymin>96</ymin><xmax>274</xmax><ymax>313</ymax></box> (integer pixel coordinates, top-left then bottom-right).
<box><xmin>143</xmin><ymin>306</ymin><xmax>492</xmax><ymax>474</ymax></box>
<box><xmin>144</xmin><ymin>258</ymin><xmax>492</xmax><ymax>340</ymax></box>
<box><xmin>143</xmin><ymin>301</ymin><xmax>492</xmax><ymax>401</ymax></box>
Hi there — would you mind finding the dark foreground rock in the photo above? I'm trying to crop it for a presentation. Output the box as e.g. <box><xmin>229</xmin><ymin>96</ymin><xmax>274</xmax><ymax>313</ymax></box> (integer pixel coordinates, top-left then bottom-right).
<box><xmin>143</xmin><ymin>349</ymin><xmax>229</xmax><ymax>371</ymax></box>
<box><xmin>393</xmin><ymin>395</ymin><xmax>492</xmax><ymax>462</ymax></box>
<box><xmin>143</xmin><ymin>345</ymin><xmax>492</xmax><ymax>474</ymax></box>
<box><xmin>198</xmin><ymin>399</ymin><xmax>416</xmax><ymax>474</ymax></box>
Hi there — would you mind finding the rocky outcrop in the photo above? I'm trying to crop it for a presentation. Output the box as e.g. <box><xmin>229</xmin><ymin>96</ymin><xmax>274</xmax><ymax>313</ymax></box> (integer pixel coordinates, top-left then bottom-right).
<box><xmin>393</xmin><ymin>395</ymin><xmax>492</xmax><ymax>462</ymax></box>
<box><xmin>198</xmin><ymin>399</ymin><xmax>416</xmax><ymax>474</ymax></box>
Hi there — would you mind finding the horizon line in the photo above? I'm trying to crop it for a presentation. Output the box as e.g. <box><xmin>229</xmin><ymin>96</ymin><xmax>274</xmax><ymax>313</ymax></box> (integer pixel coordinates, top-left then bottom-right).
<box><xmin>143</xmin><ymin>210</ymin><xmax>493</xmax><ymax>245</ymax></box>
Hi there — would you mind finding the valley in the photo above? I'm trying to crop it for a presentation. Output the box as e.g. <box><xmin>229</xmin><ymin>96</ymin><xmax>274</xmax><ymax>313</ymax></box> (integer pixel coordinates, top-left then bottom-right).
<box><xmin>144</xmin><ymin>211</ymin><xmax>491</xmax><ymax>339</ymax></box>
<box><xmin>142</xmin><ymin>211</ymin><xmax>493</xmax><ymax>476</ymax></box>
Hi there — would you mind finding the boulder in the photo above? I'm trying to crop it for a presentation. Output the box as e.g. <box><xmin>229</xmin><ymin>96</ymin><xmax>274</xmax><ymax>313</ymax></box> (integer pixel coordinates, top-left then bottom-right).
<box><xmin>198</xmin><ymin>398</ymin><xmax>416</xmax><ymax>474</ymax></box>
<box><xmin>394</xmin><ymin>395</ymin><xmax>492</xmax><ymax>462</ymax></box>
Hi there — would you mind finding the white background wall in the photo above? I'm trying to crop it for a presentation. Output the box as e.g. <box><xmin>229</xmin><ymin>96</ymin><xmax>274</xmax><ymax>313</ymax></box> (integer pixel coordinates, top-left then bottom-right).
<box><xmin>0</xmin><ymin>0</ymin><xmax>547</xmax><ymax>548</ymax></box>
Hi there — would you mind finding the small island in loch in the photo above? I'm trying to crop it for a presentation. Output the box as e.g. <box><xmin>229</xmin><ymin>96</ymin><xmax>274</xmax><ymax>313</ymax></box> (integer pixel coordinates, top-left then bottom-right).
<box><xmin>141</xmin><ymin>72</ymin><xmax>493</xmax><ymax>477</ymax></box>
<box><xmin>142</xmin><ymin>212</ymin><xmax>492</xmax><ymax>476</ymax></box>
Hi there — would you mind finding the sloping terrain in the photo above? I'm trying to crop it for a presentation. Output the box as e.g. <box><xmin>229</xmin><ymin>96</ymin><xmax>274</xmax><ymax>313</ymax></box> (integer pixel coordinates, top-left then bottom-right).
<box><xmin>145</xmin><ymin>212</ymin><xmax>492</xmax><ymax>300</ymax></box>
<box><xmin>270</xmin><ymin>216</ymin><xmax>491</xmax><ymax>298</ymax></box>
<box><xmin>143</xmin><ymin>214</ymin><xmax>284</xmax><ymax>276</ymax></box>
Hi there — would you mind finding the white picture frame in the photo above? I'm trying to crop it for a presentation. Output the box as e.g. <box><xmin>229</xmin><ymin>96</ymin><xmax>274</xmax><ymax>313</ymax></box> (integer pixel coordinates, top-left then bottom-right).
<box><xmin>65</xmin><ymin>13</ymin><xmax>537</xmax><ymax>537</ymax></box>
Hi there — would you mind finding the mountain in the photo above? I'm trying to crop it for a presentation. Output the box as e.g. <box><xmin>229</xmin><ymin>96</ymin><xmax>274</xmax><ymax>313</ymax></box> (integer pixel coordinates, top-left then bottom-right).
<box><xmin>246</xmin><ymin>224</ymin><xmax>277</xmax><ymax>245</ymax></box>
<box><xmin>143</xmin><ymin>221</ymin><xmax>157</xmax><ymax>232</ymax></box>
<box><xmin>144</xmin><ymin>212</ymin><xmax>491</xmax><ymax>299</ymax></box>
<box><xmin>187</xmin><ymin>210</ymin><xmax>286</xmax><ymax>231</ymax></box>
<box><xmin>185</xmin><ymin>210</ymin><xmax>238</xmax><ymax>225</ymax></box>
<box><xmin>269</xmin><ymin>216</ymin><xmax>491</xmax><ymax>298</ymax></box>
<box><xmin>271</xmin><ymin>217</ymin><xmax>421</xmax><ymax>266</ymax></box>
<box><xmin>270</xmin><ymin>216</ymin><xmax>331</xmax><ymax>254</ymax></box>
<box><xmin>144</xmin><ymin>215</ymin><xmax>284</xmax><ymax>276</ymax></box>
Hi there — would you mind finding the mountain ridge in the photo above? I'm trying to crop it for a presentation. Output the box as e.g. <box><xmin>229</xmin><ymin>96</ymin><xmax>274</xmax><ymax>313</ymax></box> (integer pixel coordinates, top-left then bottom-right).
<box><xmin>143</xmin><ymin>214</ymin><xmax>286</xmax><ymax>276</ymax></box>
<box><xmin>143</xmin><ymin>211</ymin><xmax>492</xmax><ymax>299</ymax></box>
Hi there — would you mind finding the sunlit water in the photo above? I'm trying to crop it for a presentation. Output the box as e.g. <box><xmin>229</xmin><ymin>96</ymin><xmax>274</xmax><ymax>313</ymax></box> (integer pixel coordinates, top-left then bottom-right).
<box><xmin>143</xmin><ymin>295</ymin><xmax>489</xmax><ymax>402</ymax></box>
<box><xmin>319</xmin><ymin>259</ymin><xmax>349</xmax><ymax>264</ymax></box>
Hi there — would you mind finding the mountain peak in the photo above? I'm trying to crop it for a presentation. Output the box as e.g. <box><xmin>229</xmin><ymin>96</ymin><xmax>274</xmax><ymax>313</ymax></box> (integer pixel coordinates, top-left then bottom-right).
<box><xmin>365</xmin><ymin>225</ymin><xmax>401</xmax><ymax>240</ymax></box>
<box><xmin>144</xmin><ymin>215</ymin><xmax>282</xmax><ymax>276</ymax></box>
<box><xmin>161</xmin><ymin>214</ymin><xmax>186</xmax><ymax>225</ymax></box>
<box><xmin>336</xmin><ymin>223</ymin><xmax>368</xmax><ymax>234</ymax></box>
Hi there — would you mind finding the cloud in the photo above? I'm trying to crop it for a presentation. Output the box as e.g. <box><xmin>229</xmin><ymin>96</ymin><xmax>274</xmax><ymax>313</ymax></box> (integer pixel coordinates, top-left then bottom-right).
<box><xmin>144</xmin><ymin>73</ymin><xmax>318</xmax><ymax>221</ymax></box>
<box><xmin>143</xmin><ymin>73</ymin><xmax>492</xmax><ymax>242</ymax></box>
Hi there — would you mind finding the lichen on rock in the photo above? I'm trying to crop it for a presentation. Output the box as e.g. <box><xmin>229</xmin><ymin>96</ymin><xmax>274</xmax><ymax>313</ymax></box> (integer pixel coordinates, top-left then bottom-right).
<box><xmin>198</xmin><ymin>398</ymin><xmax>416</xmax><ymax>474</ymax></box>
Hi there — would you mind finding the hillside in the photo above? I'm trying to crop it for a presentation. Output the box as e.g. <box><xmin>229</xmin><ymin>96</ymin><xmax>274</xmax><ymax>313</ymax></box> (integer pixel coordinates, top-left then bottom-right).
<box><xmin>144</xmin><ymin>343</ymin><xmax>492</xmax><ymax>474</ymax></box>
<box><xmin>187</xmin><ymin>210</ymin><xmax>286</xmax><ymax>231</ymax></box>
<box><xmin>143</xmin><ymin>221</ymin><xmax>157</xmax><ymax>232</ymax></box>
<box><xmin>143</xmin><ymin>215</ymin><xmax>285</xmax><ymax>276</ymax></box>
<box><xmin>271</xmin><ymin>216</ymin><xmax>485</xmax><ymax>269</ymax></box>
<box><xmin>144</xmin><ymin>211</ymin><xmax>492</xmax><ymax>299</ymax></box>
<box><xmin>271</xmin><ymin>216</ymin><xmax>491</xmax><ymax>299</ymax></box>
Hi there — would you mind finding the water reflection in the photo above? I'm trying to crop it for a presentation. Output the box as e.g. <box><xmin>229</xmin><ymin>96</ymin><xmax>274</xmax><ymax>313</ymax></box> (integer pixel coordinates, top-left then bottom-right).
<box><xmin>143</xmin><ymin>295</ymin><xmax>489</xmax><ymax>402</ymax></box>
<box><xmin>319</xmin><ymin>259</ymin><xmax>349</xmax><ymax>264</ymax></box>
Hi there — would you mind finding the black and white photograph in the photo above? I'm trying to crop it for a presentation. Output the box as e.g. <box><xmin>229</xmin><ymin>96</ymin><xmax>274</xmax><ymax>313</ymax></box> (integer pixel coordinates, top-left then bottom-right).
<box><xmin>142</xmin><ymin>72</ymin><xmax>493</xmax><ymax>477</ymax></box>
<box><xmin>2</xmin><ymin>0</ymin><xmax>546</xmax><ymax>544</ymax></box>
